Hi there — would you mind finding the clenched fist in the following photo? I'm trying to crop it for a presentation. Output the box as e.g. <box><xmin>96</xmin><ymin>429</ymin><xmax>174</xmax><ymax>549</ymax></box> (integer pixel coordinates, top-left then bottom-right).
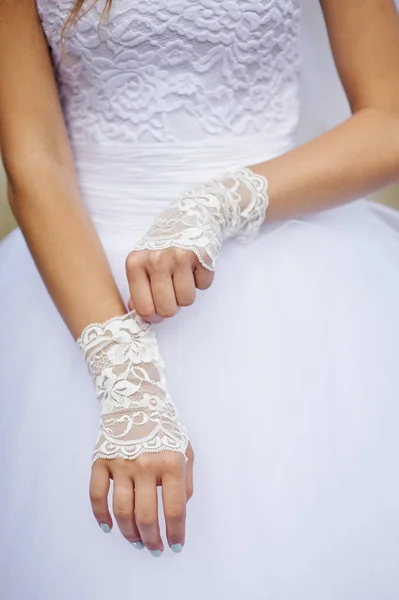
<box><xmin>126</xmin><ymin>248</ymin><xmax>214</xmax><ymax>321</ymax></box>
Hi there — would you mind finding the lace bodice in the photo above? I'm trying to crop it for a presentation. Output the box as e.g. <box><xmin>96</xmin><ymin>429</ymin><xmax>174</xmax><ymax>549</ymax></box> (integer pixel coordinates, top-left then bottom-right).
<box><xmin>36</xmin><ymin>0</ymin><xmax>301</xmax><ymax>145</ymax></box>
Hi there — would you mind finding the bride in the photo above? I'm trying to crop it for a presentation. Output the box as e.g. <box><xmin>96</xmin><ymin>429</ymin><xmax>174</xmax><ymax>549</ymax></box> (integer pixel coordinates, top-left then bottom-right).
<box><xmin>1</xmin><ymin>0</ymin><xmax>399</xmax><ymax>598</ymax></box>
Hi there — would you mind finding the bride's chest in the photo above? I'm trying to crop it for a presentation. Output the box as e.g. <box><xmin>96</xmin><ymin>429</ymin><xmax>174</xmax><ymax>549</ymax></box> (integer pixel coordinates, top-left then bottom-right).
<box><xmin>36</xmin><ymin>0</ymin><xmax>300</xmax><ymax>55</ymax></box>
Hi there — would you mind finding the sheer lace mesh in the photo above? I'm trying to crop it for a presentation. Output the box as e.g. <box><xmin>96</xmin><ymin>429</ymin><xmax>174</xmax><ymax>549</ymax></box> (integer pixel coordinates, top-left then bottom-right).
<box><xmin>77</xmin><ymin>312</ymin><xmax>188</xmax><ymax>462</ymax></box>
<box><xmin>134</xmin><ymin>167</ymin><xmax>269</xmax><ymax>270</ymax></box>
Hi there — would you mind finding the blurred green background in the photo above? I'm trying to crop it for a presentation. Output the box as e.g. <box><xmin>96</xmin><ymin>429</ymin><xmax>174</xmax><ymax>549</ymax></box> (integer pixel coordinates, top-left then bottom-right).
<box><xmin>0</xmin><ymin>163</ymin><xmax>14</xmax><ymax>239</ymax></box>
<box><xmin>0</xmin><ymin>161</ymin><xmax>398</xmax><ymax>241</ymax></box>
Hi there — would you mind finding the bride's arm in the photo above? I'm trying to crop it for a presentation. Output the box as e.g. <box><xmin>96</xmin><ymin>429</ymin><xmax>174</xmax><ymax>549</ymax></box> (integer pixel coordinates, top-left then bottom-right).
<box><xmin>0</xmin><ymin>2</ymin><xmax>191</xmax><ymax>552</ymax></box>
<box><xmin>254</xmin><ymin>0</ymin><xmax>399</xmax><ymax>221</ymax></box>
<box><xmin>127</xmin><ymin>0</ymin><xmax>399</xmax><ymax>320</ymax></box>
<box><xmin>0</xmin><ymin>0</ymin><xmax>126</xmax><ymax>338</ymax></box>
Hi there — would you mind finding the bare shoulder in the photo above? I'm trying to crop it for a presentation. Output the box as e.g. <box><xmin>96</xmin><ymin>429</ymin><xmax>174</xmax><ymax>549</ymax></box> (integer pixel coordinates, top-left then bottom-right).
<box><xmin>0</xmin><ymin>0</ymin><xmax>68</xmax><ymax>174</ymax></box>
<box><xmin>0</xmin><ymin>0</ymin><xmax>46</xmax><ymax>52</ymax></box>
<box><xmin>320</xmin><ymin>0</ymin><xmax>399</xmax><ymax>114</ymax></box>
<box><xmin>321</xmin><ymin>0</ymin><xmax>399</xmax><ymax>32</ymax></box>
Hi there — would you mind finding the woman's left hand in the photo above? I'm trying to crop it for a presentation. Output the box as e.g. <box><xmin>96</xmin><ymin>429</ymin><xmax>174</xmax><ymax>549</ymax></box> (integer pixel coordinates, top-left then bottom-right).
<box><xmin>126</xmin><ymin>167</ymin><xmax>268</xmax><ymax>321</ymax></box>
<box><xmin>126</xmin><ymin>247</ymin><xmax>214</xmax><ymax>322</ymax></box>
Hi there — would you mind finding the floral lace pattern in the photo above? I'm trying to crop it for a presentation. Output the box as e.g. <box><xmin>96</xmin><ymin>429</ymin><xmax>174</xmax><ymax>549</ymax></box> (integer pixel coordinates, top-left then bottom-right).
<box><xmin>77</xmin><ymin>312</ymin><xmax>188</xmax><ymax>462</ymax></box>
<box><xmin>35</xmin><ymin>0</ymin><xmax>301</xmax><ymax>144</ymax></box>
<box><xmin>135</xmin><ymin>167</ymin><xmax>269</xmax><ymax>270</ymax></box>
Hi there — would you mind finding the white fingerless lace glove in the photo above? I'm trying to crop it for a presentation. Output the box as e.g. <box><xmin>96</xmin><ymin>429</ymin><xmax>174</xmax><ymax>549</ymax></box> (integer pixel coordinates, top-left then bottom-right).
<box><xmin>77</xmin><ymin>312</ymin><xmax>188</xmax><ymax>463</ymax></box>
<box><xmin>135</xmin><ymin>167</ymin><xmax>269</xmax><ymax>271</ymax></box>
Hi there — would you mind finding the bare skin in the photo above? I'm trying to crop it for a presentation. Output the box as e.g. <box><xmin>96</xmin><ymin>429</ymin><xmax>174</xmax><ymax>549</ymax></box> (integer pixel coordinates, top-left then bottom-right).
<box><xmin>127</xmin><ymin>0</ymin><xmax>399</xmax><ymax>321</ymax></box>
<box><xmin>1</xmin><ymin>0</ymin><xmax>398</xmax><ymax>553</ymax></box>
<box><xmin>0</xmin><ymin>0</ymin><xmax>192</xmax><ymax>554</ymax></box>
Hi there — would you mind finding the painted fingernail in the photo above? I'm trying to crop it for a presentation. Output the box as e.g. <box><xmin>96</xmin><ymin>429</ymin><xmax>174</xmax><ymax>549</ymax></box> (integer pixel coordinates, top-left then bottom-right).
<box><xmin>131</xmin><ymin>541</ymin><xmax>145</xmax><ymax>550</ymax></box>
<box><xmin>99</xmin><ymin>523</ymin><xmax>111</xmax><ymax>534</ymax></box>
<box><xmin>148</xmin><ymin>549</ymin><xmax>163</xmax><ymax>558</ymax></box>
<box><xmin>170</xmin><ymin>544</ymin><xmax>183</xmax><ymax>554</ymax></box>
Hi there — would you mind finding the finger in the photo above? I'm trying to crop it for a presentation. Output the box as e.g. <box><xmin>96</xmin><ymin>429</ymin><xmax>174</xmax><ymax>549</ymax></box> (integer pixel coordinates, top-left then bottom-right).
<box><xmin>185</xmin><ymin>444</ymin><xmax>195</xmax><ymax>502</ymax></box>
<box><xmin>128</xmin><ymin>294</ymin><xmax>164</xmax><ymax>324</ymax></box>
<box><xmin>112</xmin><ymin>475</ymin><xmax>141</xmax><ymax>543</ymax></box>
<box><xmin>173</xmin><ymin>263</ymin><xmax>196</xmax><ymax>308</ymax></box>
<box><xmin>162</xmin><ymin>466</ymin><xmax>187</xmax><ymax>552</ymax></box>
<box><xmin>147</xmin><ymin>252</ymin><xmax>179</xmax><ymax>318</ymax></box>
<box><xmin>90</xmin><ymin>461</ymin><xmax>113</xmax><ymax>533</ymax></box>
<box><xmin>126</xmin><ymin>255</ymin><xmax>157</xmax><ymax>320</ymax></box>
<box><xmin>194</xmin><ymin>265</ymin><xmax>214</xmax><ymax>290</ymax></box>
<box><xmin>134</xmin><ymin>476</ymin><xmax>163</xmax><ymax>554</ymax></box>
<box><xmin>149</xmin><ymin>273</ymin><xmax>178</xmax><ymax>318</ymax></box>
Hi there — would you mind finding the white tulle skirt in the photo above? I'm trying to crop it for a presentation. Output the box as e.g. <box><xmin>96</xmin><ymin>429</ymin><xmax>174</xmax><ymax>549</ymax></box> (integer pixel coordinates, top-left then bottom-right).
<box><xmin>1</xmin><ymin>137</ymin><xmax>399</xmax><ymax>599</ymax></box>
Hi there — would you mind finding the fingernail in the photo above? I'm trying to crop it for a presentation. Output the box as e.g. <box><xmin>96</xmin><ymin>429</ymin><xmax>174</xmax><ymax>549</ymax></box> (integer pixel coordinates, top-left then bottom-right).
<box><xmin>99</xmin><ymin>523</ymin><xmax>111</xmax><ymax>534</ymax></box>
<box><xmin>131</xmin><ymin>541</ymin><xmax>145</xmax><ymax>550</ymax></box>
<box><xmin>170</xmin><ymin>543</ymin><xmax>183</xmax><ymax>554</ymax></box>
<box><xmin>148</xmin><ymin>549</ymin><xmax>163</xmax><ymax>558</ymax></box>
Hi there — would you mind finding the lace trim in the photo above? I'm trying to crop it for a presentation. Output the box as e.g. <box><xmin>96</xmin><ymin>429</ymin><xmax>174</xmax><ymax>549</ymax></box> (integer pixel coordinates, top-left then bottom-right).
<box><xmin>134</xmin><ymin>167</ymin><xmax>269</xmax><ymax>270</ymax></box>
<box><xmin>78</xmin><ymin>312</ymin><xmax>188</xmax><ymax>462</ymax></box>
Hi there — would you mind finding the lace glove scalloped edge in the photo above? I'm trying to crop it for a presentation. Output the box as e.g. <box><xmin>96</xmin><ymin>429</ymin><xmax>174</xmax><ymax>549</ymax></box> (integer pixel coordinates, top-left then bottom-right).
<box><xmin>77</xmin><ymin>312</ymin><xmax>189</xmax><ymax>463</ymax></box>
<box><xmin>134</xmin><ymin>166</ymin><xmax>269</xmax><ymax>271</ymax></box>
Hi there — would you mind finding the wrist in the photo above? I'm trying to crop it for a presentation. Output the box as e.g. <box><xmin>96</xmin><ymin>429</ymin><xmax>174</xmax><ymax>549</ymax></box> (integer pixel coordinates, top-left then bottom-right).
<box><xmin>216</xmin><ymin>166</ymin><xmax>269</xmax><ymax>240</ymax></box>
<box><xmin>77</xmin><ymin>312</ymin><xmax>188</xmax><ymax>462</ymax></box>
<box><xmin>134</xmin><ymin>165</ymin><xmax>269</xmax><ymax>272</ymax></box>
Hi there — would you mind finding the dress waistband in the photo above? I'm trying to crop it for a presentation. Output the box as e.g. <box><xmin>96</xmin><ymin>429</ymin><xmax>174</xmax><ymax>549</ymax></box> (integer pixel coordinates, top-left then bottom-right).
<box><xmin>72</xmin><ymin>134</ymin><xmax>294</xmax><ymax>230</ymax></box>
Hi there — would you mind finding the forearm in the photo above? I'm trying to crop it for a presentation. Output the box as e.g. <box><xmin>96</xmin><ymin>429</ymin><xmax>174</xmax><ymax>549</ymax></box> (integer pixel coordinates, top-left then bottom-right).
<box><xmin>252</xmin><ymin>108</ymin><xmax>399</xmax><ymax>221</ymax></box>
<box><xmin>7</xmin><ymin>154</ymin><xmax>126</xmax><ymax>339</ymax></box>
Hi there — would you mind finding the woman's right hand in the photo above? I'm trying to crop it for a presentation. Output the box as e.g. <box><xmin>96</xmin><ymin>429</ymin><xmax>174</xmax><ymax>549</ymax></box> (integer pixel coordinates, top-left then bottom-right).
<box><xmin>89</xmin><ymin>443</ymin><xmax>194</xmax><ymax>554</ymax></box>
<box><xmin>77</xmin><ymin>312</ymin><xmax>191</xmax><ymax>554</ymax></box>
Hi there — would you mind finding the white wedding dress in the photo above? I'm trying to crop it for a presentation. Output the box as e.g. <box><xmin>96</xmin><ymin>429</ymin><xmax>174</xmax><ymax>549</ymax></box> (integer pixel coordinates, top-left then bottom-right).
<box><xmin>1</xmin><ymin>1</ymin><xmax>399</xmax><ymax>598</ymax></box>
